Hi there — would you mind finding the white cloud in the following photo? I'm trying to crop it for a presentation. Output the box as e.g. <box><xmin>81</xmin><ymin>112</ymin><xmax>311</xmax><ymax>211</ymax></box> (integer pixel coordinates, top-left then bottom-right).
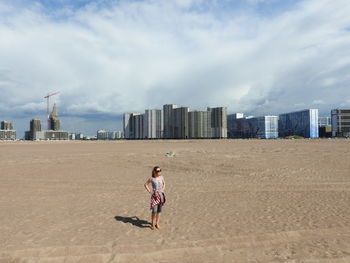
<box><xmin>0</xmin><ymin>0</ymin><xmax>349</xmax><ymax>128</ymax></box>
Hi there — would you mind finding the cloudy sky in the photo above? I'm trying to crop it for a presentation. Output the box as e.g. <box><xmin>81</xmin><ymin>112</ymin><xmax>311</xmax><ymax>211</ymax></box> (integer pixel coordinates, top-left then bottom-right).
<box><xmin>0</xmin><ymin>0</ymin><xmax>349</xmax><ymax>137</ymax></box>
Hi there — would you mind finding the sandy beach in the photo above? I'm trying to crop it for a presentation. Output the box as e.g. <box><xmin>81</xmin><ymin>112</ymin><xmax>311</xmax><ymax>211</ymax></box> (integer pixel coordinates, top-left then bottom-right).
<box><xmin>0</xmin><ymin>139</ymin><xmax>349</xmax><ymax>263</ymax></box>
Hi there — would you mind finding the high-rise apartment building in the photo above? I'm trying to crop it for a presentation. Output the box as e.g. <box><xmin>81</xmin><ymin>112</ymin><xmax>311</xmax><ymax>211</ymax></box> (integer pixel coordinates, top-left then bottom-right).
<box><xmin>331</xmin><ymin>108</ymin><xmax>350</xmax><ymax>137</ymax></box>
<box><xmin>30</xmin><ymin>119</ymin><xmax>42</xmax><ymax>133</ymax></box>
<box><xmin>173</xmin><ymin>107</ymin><xmax>189</xmax><ymax>139</ymax></box>
<box><xmin>279</xmin><ymin>109</ymin><xmax>319</xmax><ymax>138</ymax></box>
<box><xmin>227</xmin><ymin>113</ymin><xmax>244</xmax><ymax>138</ymax></box>
<box><xmin>124</xmin><ymin>112</ymin><xmax>142</xmax><ymax>139</ymax></box>
<box><xmin>188</xmin><ymin>110</ymin><xmax>211</xmax><ymax>139</ymax></box>
<box><xmin>144</xmin><ymin>109</ymin><xmax>163</xmax><ymax>139</ymax></box>
<box><xmin>134</xmin><ymin>113</ymin><xmax>144</xmax><ymax>139</ymax></box>
<box><xmin>1</xmin><ymin>121</ymin><xmax>13</xmax><ymax>130</ymax></box>
<box><xmin>125</xmin><ymin>105</ymin><xmax>227</xmax><ymax>139</ymax></box>
<box><xmin>123</xmin><ymin>113</ymin><xmax>131</xmax><ymax>139</ymax></box>
<box><xmin>163</xmin><ymin>104</ymin><xmax>178</xmax><ymax>139</ymax></box>
<box><xmin>25</xmin><ymin>119</ymin><xmax>42</xmax><ymax>140</ymax></box>
<box><xmin>207</xmin><ymin>107</ymin><xmax>227</xmax><ymax>138</ymax></box>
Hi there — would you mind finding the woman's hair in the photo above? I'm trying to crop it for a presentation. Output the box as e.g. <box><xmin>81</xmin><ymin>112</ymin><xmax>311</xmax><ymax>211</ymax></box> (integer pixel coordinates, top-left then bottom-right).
<box><xmin>152</xmin><ymin>166</ymin><xmax>161</xmax><ymax>178</ymax></box>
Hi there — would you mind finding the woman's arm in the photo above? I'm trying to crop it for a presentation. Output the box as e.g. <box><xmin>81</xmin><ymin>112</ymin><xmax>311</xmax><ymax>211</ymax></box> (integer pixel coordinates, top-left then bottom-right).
<box><xmin>162</xmin><ymin>178</ymin><xmax>166</xmax><ymax>192</ymax></box>
<box><xmin>144</xmin><ymin>179</ymin><xmax>152</xmax><ymax>194</ymax></box>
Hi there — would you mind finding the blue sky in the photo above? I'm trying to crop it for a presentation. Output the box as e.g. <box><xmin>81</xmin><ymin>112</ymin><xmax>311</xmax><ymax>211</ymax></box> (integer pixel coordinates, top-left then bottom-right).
<box><xmin>0</xmin><ymin>0</ymin><xmax>349</xmax><ymax>137</ymax></box>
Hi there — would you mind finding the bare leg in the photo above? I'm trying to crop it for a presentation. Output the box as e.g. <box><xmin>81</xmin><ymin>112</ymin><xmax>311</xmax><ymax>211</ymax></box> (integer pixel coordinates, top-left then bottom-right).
<box><xmin>155</xmin><ymin>213</ymin><xmax>161</xmax><ymax>229</ymax></box>
<box><xmin>151</xmin><ymin>213</ymin><xmax>156</xmax><ymax>229</ymax></box>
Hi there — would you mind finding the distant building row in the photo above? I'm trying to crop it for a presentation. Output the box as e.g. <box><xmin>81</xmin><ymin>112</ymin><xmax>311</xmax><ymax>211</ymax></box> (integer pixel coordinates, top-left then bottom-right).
<box><xmin>96</xmin><ymin>130</ymin><xmax>124</xmax><ymax>140</ymax></box>
<box><xmin>123</xmin><ymin>107</ymin><xmax>350</xmax><ymax>139</ymax></box>
<box><xmin>226</xmin><ymin>108</ymin><xmax>350</xmax><ymax>139</ymax></box>
<box><xmin>123</xmin><ymin>105</ymin><xmax>227</xmax><ymax>139</ymax></box>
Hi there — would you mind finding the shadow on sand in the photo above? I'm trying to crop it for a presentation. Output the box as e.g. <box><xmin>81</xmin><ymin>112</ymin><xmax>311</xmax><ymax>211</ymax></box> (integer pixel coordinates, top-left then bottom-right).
<box><xmin>115</xmin><ymin>216</ymin><xmax>151</xmax><ymax>229</ymax></box>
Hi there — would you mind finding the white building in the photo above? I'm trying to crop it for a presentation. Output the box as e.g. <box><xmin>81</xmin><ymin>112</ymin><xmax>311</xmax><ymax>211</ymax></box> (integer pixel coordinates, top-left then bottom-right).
<box><xmin>123</xmin><ymin>113</ymin><xmax>131</xmax><ymax>139</ymax></box>
<box><xmin>97</xmin><ymin>130</ymin><xmax>108</xmax><ymax>140</ymax></box>
<box><xmin>144</xmin><ymin>109</ymin><xmax>163</xmax><ymax>139</ymax></box>
<box><xmin>108</xmin><ymin>131</ymin><xmax>123</xmax><ymax>140</ymax></box>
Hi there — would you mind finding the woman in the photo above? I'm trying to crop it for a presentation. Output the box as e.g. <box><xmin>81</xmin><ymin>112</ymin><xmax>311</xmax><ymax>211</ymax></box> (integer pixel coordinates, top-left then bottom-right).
<box><xmin>144</xmin><ymin>166</ymin><xmax>166</xmax><ymax>230</ymax></box>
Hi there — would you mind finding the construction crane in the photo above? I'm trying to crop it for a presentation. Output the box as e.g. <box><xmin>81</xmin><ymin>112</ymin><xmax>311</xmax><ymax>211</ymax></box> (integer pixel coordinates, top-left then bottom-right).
<box><xmin>44</xmin><ymin>91</ymin><xmax>60</xmax><ymax>130</ymax></box>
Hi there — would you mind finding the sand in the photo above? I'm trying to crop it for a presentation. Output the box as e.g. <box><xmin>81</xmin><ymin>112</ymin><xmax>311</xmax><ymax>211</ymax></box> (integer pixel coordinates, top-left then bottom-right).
<box><xmin>0</xmin><ymin>139</ymin><xmax>349</xmax><ymax>263</ymax></box>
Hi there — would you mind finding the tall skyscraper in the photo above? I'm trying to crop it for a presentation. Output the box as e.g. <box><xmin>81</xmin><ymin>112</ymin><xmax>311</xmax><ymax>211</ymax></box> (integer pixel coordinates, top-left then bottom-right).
<box><xmin>123</xmin><ymin>113</ymin><xmax>131</xmax><ymax>139</ymax></box>
<box><xmin>124</xmin><ymin>112</ymin><xmax>144</xmax><ymax>139</ymax></box>
<box><xmin>133</xmin><ymin>113</ymin><xmax>144</xmax><ymax>139</ymax></box>
<box><xmin>207</xmin><ymin>107</ymin><xmax>227</xmax><ymax>138</ymax></box>
<box><xmin>30</xmin><ymin>119</ymin><xmax>42</xmax><ymax>133</ymax></box>
<box><xmin>49</xmin><ymin>104</ymin><xmax>60</xmax><ymax>131</ymax></box>
<box><xmin>188</xmin><ymin>110</ymin><xmax>211</xmax><ymax>139</ymax></box>
<box><xmin>123</xmin><ymin>104</ymin><xmax>233</xmax><ymax>140</ymax></box>
<box><xmin>279</xmin><ymin>109</ymin><xmax>319</xmax><ymax>138</ymax></box>
<box><xmin>227</xmin><ymin>113</ymin><xmax>245</xmax><ymax>138</ymax></box>
<box><xmin>163</xmin><ymin>104</ymin><xmax>178</xmax><ymax>139</ymax></box>
<box><xmin>144</xmin><ymin>109</ymin><xmax>163</xmax><ymax>139</ymax></box>
<box><xmin>25</xmin><ymin>119</ymin><xmax>42</xmax><ymax>140</ymax></box>
<box><xmin>331</xmin><ymin>108</ymin><xmax>350</xmax><ymax>137</ymax></box>
<box><xmin>173</xmin><ymin>107</ymin><xmax>189</xmax><ymax>139</ymax></box>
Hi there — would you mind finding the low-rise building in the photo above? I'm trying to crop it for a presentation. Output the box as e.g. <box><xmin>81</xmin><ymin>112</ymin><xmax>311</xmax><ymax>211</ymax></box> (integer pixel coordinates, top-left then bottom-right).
<box><xmin>97</xmin><ymin>130</ymin><xmax>108</xmax><ymax>140</ymax></box>
<box><xmin>0</xmin><ymin>120</ymin><xmax>16</xmax><ymax>140</ymax></box>
<box><xmin>108</xmin><ymin>131</ymin><xmax>123</xmax><ymax>140</ymax></box>
<box><xmin>0</xmin><ymin>130</ymin><xmax>16</xmax><ymax>140</ymax></box>
<box><xmin>75</xmin><ymin>133</ymin><xmax>84</xmax><ymax>140</ymax></box>
<box><xmin>331</xmin><ymin>108</ymin><xmax>350</xmax><ymax>137</ymax></box>
<box><xmin>319</xmin><ymin>116</ymin><xmax>331</xmax><ymax>127</ymax></box>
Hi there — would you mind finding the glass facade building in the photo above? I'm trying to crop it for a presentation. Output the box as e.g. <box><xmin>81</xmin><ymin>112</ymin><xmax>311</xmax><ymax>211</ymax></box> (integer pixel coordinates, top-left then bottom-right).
<box><xmin>243</xmin><ymin>116</ymin><xmax>278</xmax><ymax>139</ymax></box>
<box><xmin>278</xmin><ymin>109</ymin><xmax>319</xmax><ymax>138</ymax></box>
<box><xmin>227</xmin><ymin>115</ymin><xmax>278</xmax><ymax>139</ymax></box>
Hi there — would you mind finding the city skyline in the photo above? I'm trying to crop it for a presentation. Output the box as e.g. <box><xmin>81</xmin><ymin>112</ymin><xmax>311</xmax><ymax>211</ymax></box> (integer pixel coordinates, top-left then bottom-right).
<box><xmin>0</xmin><ymin>102</ymin><xmax>344</xmax><ymax>138</ymax></box>
<box><xmin>2</xmin><ymin>105</ymin><xmax>349</xmax><ymax>139</ymax></box>
<box><xmin>0</xmin><ymin>0</ymin><xmax>349</xmax><ymax>136</ymax></box>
